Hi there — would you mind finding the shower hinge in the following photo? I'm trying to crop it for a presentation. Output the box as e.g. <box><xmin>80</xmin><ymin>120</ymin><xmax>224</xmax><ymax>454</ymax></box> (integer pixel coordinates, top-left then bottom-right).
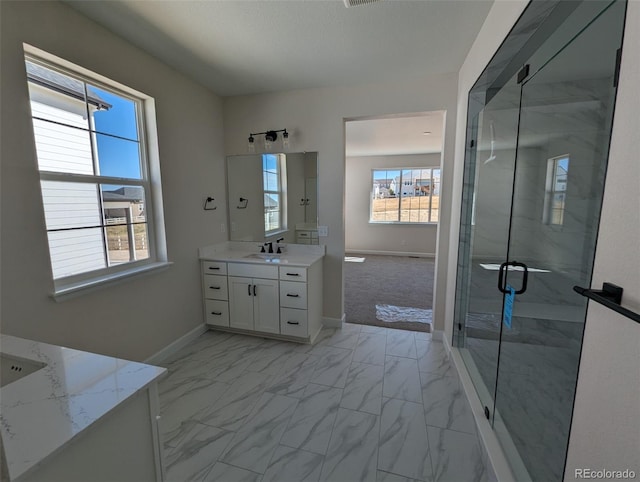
<box><xmin>470</xmin><ymin>139</ymin><xmax>475</xmax><ymax>148</ymax></box>
<box><xmin>458</xmin><ymin>323</ymin><xmax>462</xmax><ymax>331</ymax></box>
<box><xmin>517</xmin><ymin>64</ymin><xmax>530</xmax><ymax>84</ymax></box>
<box><xmin>484</xmin><ymin>406</ymin><xmax>490</xmax><ymax>420</ymax></box>
<box><xmin>614</xmin><ymin>48</ymin><xmax>622</xmax><ymax>87</ymax></box>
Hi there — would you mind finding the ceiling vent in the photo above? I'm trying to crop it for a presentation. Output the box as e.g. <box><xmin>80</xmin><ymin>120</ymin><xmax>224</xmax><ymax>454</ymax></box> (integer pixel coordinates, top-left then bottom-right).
<box><xmin>343</xmin><ymin>0</ymin><xmax>383</xmax><ymax>7</ymax></box>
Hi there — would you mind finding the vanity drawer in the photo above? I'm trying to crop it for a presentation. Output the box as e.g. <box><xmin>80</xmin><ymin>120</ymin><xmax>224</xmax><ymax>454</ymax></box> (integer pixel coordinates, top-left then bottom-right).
<box><xmin>279</xmin><ymin>266</ymin><xmax>307</xmax><ymax>282</ymax></box>
<box><xmin>280</xmin><ymin>281</ymin><xmax>307</xmax><ymax>309</ymax></box>
<box><xmin>205</xmin><ymin>300</ymin><xmax>229</xmax><ymax>327</ymax></box>
<box><xmin>203</xmin><ymin>274</ymin><xmax>228</xmax><ymax>300</ymax></box>
<box><xmin>203</xmin><ymin>261</ymin><xmax>227</xmax><ymax>275</ymax></box>
<box><xmin>280</xmin><ymin>308</ymin><xmax>308</xmax><ymax>337</ymax></box>
<box><xmin>228</xmin><ymin>263</ymin><xmax>278</xmax><ymax>279</ymax></box>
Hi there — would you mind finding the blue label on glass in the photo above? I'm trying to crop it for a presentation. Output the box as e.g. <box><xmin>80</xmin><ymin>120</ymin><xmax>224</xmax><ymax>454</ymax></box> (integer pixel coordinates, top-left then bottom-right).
<box><xmin>503</xmin><ymin>284</ymin><xmax>515</xmax><ymax>329</ymax></box>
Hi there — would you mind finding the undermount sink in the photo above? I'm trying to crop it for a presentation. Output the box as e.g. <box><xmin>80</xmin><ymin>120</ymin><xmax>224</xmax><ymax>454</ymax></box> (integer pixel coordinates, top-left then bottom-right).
<box><xmin>243</xmin><ymin>253</ymin><xmax>282</xmax><ymax>263</ymax></box>
<box><xmin>0</xmin><ymin>354</ymin><xmax>46</xmax><ymax>387</ymax></box>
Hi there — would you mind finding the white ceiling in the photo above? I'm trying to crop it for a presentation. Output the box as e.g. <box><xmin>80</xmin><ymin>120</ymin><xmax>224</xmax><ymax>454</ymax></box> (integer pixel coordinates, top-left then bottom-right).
<box><xmin>66</xmin><ymin>0</ymin><xmax>494</xmax><ymax>97</ymax></box>
<box><xmin>346</xmin><ymin>111</ymin><xmax>445</xmax><ymax>157</ymax></box>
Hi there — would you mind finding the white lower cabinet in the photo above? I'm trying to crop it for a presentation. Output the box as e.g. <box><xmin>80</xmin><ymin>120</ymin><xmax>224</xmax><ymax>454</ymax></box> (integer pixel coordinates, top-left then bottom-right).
<box><xmin>228</xmin><ymin>276</ymin><xmax>279</xmax><ymax>334</ymax></box>
<box><xmin>201</xmin><ymin>258</ymin><xmax>323</xmax><ymax>342</ymax></box>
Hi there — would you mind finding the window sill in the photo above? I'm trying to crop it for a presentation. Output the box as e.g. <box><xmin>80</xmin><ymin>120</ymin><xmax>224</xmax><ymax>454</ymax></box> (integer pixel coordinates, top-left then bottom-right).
<box><xmin>51</xmin><ymin>261</ymin><xmax>173</xmax><ymax>302</ymax></box>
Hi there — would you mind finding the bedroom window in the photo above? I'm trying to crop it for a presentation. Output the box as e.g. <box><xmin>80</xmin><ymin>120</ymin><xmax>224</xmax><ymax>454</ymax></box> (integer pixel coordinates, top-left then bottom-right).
<box><xmin>370</xmin><ymin>168</ymin><xmax>441</xmax><ymax>223</ymax></box>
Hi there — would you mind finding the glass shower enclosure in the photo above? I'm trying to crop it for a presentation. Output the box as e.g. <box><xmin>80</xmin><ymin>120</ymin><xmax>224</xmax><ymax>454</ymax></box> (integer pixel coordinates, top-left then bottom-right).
<box><xmin>453</xmin><ymin>1</ymin><xmax>628</xmax><ymax>480</ymax></box>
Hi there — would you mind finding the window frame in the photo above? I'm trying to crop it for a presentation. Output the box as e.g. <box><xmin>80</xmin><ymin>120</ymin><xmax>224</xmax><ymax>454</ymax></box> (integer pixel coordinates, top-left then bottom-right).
<box><xmin>24</xmin><ymin>48</ymin><xmax>168</xmax><ymax>297</ymax></box>
<box><xmin>369</xmin><ymin>166</ymin><xmax>441</xmax><ymax>225</ymax></box>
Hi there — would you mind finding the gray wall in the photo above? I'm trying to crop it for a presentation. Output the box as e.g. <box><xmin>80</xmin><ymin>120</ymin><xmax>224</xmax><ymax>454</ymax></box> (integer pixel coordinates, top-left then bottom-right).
<box><xmin>345</xmin><ymin>153</ymin><xmax>440</xmax><ymax>256</ymax></box>
<box><xmin>0</xmin><ymin>1</ymin><xmax>227</xmax><ymax>361</ymax></box>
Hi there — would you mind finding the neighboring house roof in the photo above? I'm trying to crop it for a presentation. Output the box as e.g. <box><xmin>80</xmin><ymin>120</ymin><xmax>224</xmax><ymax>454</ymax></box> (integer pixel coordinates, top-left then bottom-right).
<box><xmin>102</xmin><ymin>186</ymin><xmax>144</xmax><ymax>202</ymax></box>
<box><xmin>264</xmin><ymin>193</ymin><xmax>278</xmax><ymax>208</ymax></box>
<box><xmin>26</xmin><ymin>61</ymin><xmax>111</xmax><ymax>110</ymax></box>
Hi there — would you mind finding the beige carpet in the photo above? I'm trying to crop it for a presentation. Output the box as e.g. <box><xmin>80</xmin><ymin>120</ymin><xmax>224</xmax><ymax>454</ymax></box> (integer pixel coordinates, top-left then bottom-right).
<box><xmin>344</xmin><ymin>254</ymin><xmax>434</xmax><ymax>332</ymax></box>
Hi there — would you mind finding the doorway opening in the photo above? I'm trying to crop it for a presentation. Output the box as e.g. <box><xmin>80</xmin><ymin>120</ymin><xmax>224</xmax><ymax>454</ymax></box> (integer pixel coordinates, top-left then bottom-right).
<box><xmin>343</xmin><ymin>112</ymin><xmax>445</xmax><ymax>333</ymax></box>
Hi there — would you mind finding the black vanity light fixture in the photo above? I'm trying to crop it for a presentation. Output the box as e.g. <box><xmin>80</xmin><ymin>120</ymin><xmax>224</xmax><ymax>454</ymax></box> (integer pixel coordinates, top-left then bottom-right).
<box><xmin>248</xmin><ymin>128</ymin><xmax>290</xmax><ymax>153</ymax></box>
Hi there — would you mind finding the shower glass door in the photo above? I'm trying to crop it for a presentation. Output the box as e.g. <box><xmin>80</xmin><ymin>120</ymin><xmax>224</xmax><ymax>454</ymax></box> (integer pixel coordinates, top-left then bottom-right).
<box><xmin>452</xmin><ymin>74</ymin><xmax>521</xmax><ymax>412</ymax></box>
<box><xmin>493</xmin><ymin>2</ymin><xmax>627</xmax><ymax>480</ymax></box>
<box><xmin>454</xmin><ymin>0</ymin><xmax>627</xmax><ymax>480</ymax></box>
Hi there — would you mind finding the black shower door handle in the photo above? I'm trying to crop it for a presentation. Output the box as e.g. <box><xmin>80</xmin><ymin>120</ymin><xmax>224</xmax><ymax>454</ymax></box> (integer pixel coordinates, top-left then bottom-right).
<box><xmin>498</xmin><ymin>261</ymin><xmax>529</xmax><ymax>294</ymax></box>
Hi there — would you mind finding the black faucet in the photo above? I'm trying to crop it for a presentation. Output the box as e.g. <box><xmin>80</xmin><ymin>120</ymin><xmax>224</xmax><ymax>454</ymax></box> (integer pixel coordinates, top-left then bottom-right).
<box><xmin>276</xmin><ymin>237</ymin><xmax>284</xmax><ymax>254</ymax></box>
<box><xmin>265</xmin><ymin>242</ymin><xmax>274</xmax><ymax>254</ymax></box>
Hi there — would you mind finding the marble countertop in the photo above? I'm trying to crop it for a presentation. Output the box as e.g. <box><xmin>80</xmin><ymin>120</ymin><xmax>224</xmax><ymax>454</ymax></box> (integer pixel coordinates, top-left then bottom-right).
<box><xmin>199</xmin><ymin>241</ymin><xmax>325</xmax><ymax>268</ymax></box>
<box><xmin>0</xmin><ymin>335</ymin><xmax>166</xmax><ymax>481</ymax></box>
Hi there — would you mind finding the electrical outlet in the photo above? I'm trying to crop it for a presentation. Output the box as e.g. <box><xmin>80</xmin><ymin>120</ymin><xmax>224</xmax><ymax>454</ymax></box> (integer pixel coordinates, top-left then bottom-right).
<box><xmin>318</xmin><ymin>225</ymin><xmax>328</xmax><ymax>237</ymax></box>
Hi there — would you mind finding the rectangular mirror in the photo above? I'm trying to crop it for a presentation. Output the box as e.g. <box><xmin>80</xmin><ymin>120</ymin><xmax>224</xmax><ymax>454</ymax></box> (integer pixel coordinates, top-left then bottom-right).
<box><xmin>227</xmin><ymin>152</ymin><xmax>318</xmax><ymax>243</ymax></box>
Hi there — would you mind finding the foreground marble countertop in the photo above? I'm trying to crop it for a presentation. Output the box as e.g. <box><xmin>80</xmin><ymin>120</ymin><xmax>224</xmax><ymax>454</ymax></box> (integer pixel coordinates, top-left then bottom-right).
<box><xmin>0</xmin><ymin>335</ymin><xmax>166</xmax><ymax>481</ymax></box>
<box><xmin>199</xmin><ymin>241</ymin><xmax>325</xmax><ymax>267</ymax></box>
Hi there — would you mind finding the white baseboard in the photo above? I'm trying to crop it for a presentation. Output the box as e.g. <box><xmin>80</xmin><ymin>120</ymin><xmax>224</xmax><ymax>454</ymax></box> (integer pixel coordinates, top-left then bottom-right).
<box><xmin>145</xmin><ymin>324</ymin><xmax>208</xmax><ymax>365</ymax></box>
<box><xmin>431</xmin><ymin>329</ymin><xmax>444</xmax><ymax>341</ymax></box>
<box><xmin>345</xmin><ymin>249</ymin><xmax>435</xmax><ymax>258</ymax></box>
<box><xmin>322</xmin><ymin>314</ymin><xmax>345</xmax><ymax>328</ymax></box>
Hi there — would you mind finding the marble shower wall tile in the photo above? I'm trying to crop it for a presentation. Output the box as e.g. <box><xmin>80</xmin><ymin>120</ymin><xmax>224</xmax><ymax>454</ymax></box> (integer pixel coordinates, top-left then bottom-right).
<box><xmin>420</xmin><ymin>371</ymin><xmax>476</xmax><ymax>435</ymax></box>
<box><xmin>427</xmin><ymin>427</ymin><xmax>487</xmax><ymax>482</ymax></box>
<box><xmin>378</xmin><ymin>397</ymin><xmax>432</xmax><ymax>481</ymax></box>
<box><xmin>353</xmin><ymin>332</ymin><xmax>387</xmax><ymax>365</ymax></box>
<box><xmin>220</xmin><ymin>392</ymin><xmax>298</xmax><ymax>473</ymax></box>
<box><xmin>280</xmin><ymin>383</ymin><xmax>342</xmax><ymax>454</ymax></box>
<box><xmin>383</xmin><ymin>356</ymin><xmax>422</xmax><ymax>403</ymax></box>
<box><xmin>320</xmin><ymin>408</ymin><xmax>380</xmax><ymax>482</ymax></box>
<box><xmin>262</xmin><ymin>445</ymin><xmax>324</xmax><ymax>482</ymax></box>
<box><xmin>340</xmin><ymin>362</ymin><xmax>384</xmax><ymax>415</ymax></box>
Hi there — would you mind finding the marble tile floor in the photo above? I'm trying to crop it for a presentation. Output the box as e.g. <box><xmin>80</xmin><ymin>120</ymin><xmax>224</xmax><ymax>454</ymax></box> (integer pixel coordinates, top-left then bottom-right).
<box><xmin>159</xmin><ymin>324</ymin><xmax>489</xmax><ymax>482</ymax></box>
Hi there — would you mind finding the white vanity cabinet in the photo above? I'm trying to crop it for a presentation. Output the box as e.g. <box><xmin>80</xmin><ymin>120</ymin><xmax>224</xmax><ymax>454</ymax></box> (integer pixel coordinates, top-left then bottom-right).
<box><xmin>202</xmin><ymin>261</ymin><xmax>229</xmax><ymax>327</ymax></box>
<box><xmin>228</xmin><ymin>276</ymin><xmax>280</xmax><ymax>334</ymax></box>
<box><xmin>200</xmin><ymin>255</ymin><xmax>323</xmax><ymax>343</ymax></box>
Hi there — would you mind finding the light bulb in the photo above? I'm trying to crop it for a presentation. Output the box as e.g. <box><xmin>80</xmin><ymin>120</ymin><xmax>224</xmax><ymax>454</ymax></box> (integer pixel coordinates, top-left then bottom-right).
<box><xmin>282</xmin><ymin>130</ymin><xmax>290</xmax><ymax>149</ymax></box>
<box><xmin>264</xmin><ymin>137</ymin><xmax>272</xmax><ymax>150</ymax></box>
<box><xmin>248</xmin><ymin>135</ymin><xmax>255</xmax><ymax>153</ymax></box>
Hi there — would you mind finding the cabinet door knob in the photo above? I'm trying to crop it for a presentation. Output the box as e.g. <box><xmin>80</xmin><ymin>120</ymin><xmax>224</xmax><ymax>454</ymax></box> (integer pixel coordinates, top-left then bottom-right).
<box><xmin>286</xmin><ymin>273</ymin><xmax>300</xmax><ymax>277</ymax></box>
<box><xmin>253</xmin><ymin>285</ymin><xmax>257</xmax><ymax>296</ymax></box>
<box><xmin>286</xmin><ymin>293</ymin><xmax>300</xmax><ymax>298</ymax></box>
<box><xmin>211</xmin><ymin>311</ymin><xmax>222</xmax><ymax>316</ymax></box>
<box><xmin>248</xmin><ymin>284</ymin><xmax>251</xmax><ymax>296</ymax></box>
<box><xmin>287</xmin><ymin>321</ymin><xmax>300</xmax><ymax>325</ymax></box>
<box><xmin>208</xmin><ymin>266</ymin><xmax>220</xmax><ymax>270</ymax></box>
<box><xmin>209</xmin><ymin>286</ymin><xmax>221</xmax><ymax>290</ymax></box>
